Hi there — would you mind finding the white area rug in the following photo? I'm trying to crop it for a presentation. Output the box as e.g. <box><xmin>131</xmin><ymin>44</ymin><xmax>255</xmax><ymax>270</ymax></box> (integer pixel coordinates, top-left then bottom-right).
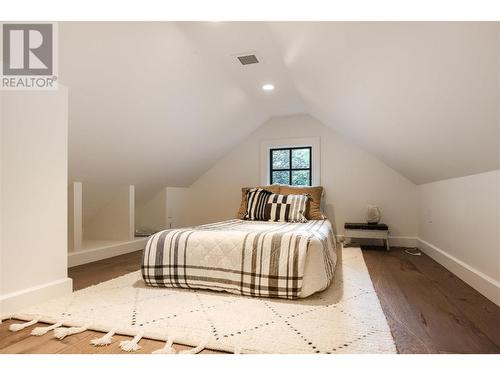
<box><xmin>7</xmin><ymin>247</ymin><xmax>396</xmax><ymax>354</ymax></box>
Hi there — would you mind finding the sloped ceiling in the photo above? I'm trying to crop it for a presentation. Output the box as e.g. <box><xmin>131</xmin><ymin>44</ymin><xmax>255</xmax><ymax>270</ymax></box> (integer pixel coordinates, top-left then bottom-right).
<box><xmin>61</xmin><ymin>22</ymin><xmax>500</xmax><ymax>196</ymax></box>
<box><xmin>59</xmin><ymin>22</ymin><xmax>303</xmax><ymax>200</ymax></box>
<box><xmin>269</xmin><ymin>22</ymin><xmax>500</xmax><ymax>184</ymax></box>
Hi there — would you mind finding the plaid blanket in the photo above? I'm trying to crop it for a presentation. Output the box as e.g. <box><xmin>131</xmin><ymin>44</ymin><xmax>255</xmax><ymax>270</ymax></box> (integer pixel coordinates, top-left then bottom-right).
<box><xmin>142</xmin><ymin>219</ymin><xmax>336</xmax><ymax>299</ymax></box>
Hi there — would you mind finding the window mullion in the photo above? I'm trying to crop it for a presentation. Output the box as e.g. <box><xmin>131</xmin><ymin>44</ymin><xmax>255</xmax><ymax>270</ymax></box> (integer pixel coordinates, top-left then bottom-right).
<box><xmin>270</xmin><ymin>146</ymin><xmax>312</xmax><ymax>186</ymax></box>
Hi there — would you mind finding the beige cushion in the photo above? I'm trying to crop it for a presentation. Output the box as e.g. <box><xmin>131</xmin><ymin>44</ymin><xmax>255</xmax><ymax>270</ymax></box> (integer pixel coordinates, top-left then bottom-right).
<box><xmin>236</xmin><ymin>185</ymin><xmax>280</xmax><ymax>219</ymax></box>
<box><xmin>277</xmin><ymin>185</ymin><xmax>325</xmax><ymax>220</ymax></box>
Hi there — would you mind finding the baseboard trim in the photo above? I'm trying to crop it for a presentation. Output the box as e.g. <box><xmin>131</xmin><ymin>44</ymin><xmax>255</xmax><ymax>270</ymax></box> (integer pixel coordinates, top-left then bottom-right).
<box><xmin>388</xmin><ymin>236</ymin><xmax>417</xmax><ymax>248</ymax></box>
<box><xmin>417</xmin><ymin>238</ymin><xmax>500</xmax><ymax>307</ymax></box>
<box><xmin>0</xmin><ymin>277</ymin><xmax>73</xmax><ymax>314</ymax></box>
<box><xmin>68</xmin><ymin>238</ymin><xmax>148</xmax><ymax>267</ymax></box>
<box><xmin>336</xmin><ymin>234</ymin><xmax>416</xmax><ymax>248</ymax></box>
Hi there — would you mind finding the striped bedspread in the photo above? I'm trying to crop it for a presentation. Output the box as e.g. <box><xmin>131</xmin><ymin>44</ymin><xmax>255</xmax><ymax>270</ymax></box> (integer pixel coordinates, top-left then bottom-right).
<box><xmin>141</xmin><ymin>219</ymin><xmax>336</xmax><ymax>299</ymax></box>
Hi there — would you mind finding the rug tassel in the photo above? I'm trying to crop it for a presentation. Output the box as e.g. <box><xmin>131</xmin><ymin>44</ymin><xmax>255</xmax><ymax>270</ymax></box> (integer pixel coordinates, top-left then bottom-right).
<box><xmin>9</xmin><ymin>317</ymin><xmax>40</xmax><ymax>332</ymax></box>
<box><xmin>179</xmin><ymin>340</ymin><xmax>207</xmax><ymax>354</ymax></box>
<box><xmin>31</xmin><ymin>322</ymin><xmax>63</xmax><ymax>336</ymax></box>
<box><xmin>1</xmin><ymin>313</ymin><xmax>13</xmax><ymax>324</ymax></box>
<box><xmin>54</xmin><ymin>325</ymin><xmax>89</xmax><ymax>340</ymax></box>
<box><xmin>152</xmin><ymin>336</ymin><xmax>176</xmax><ymax>354</ymax></box>
<box><xmin>119</xmin><ymin>332</ymin><xmax>143</xmax><ymax>352</ymax></box>
<box><xmin>90</xmin><ymin>329</ymin><xmax>116</xmax><ymax>346</ymax></box>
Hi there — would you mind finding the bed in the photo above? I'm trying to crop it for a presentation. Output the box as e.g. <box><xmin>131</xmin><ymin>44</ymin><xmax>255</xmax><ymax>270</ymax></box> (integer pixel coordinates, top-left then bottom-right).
<box><xmin>141</xmin><ymin>218</ymin><xmax>337</xmax><ymax>299</ymax></box>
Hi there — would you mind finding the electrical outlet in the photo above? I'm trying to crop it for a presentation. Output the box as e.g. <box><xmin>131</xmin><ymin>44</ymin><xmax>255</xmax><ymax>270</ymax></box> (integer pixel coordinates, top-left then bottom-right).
<box><xmin>426</xmin><ymin>209</ymin><xmax>433</xmax><ymax>224</ymax></box>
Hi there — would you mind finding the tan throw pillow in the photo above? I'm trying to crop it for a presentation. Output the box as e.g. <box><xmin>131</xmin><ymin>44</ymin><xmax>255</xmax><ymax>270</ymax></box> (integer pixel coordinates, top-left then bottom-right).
<box><xmin>278</xmin><ymin>185</ymin><xmax>325</xmax><ymax>220</ymax></box>
<box><xmin>236</xmin><ymin>185</ymin><xmax>280</xmax><ymax>219</ymax></box>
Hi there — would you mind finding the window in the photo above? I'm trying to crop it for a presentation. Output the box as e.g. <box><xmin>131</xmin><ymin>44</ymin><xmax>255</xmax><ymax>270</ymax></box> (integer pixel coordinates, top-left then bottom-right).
<box><xmin>270</xmin><ymin>147</ymin><xmax>312</xmax><ymax>186</ymax></box>
<box><xmin>260</xmin><ymin>137</ymin><xmax>320</xmax><ymax>186</ymax></box>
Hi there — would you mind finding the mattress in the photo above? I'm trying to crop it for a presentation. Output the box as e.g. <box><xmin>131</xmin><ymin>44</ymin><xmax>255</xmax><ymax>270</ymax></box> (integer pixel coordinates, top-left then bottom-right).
<box><xmin>142</xmin><ymin>219</ymin><xmax>337</xmax><ymax>299</ymax></box>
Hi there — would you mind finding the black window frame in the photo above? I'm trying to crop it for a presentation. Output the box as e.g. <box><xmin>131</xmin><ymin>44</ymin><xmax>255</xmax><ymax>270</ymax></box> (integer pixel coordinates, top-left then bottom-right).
<box><xmin>269</xmin><ymin>146</ymin><xmax>312</xmax><ymax>186</ymax></box>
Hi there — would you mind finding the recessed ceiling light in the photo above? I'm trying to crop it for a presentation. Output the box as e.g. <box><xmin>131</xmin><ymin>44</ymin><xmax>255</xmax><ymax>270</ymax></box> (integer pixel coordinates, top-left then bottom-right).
<box><xmin>262</xmin><ymin>84</ymin><xmax>275</xmax><ymax>91</ymax></box>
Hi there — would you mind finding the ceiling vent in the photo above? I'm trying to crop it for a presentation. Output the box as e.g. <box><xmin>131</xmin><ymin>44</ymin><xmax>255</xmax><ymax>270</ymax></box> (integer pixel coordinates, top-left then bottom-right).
<box><xmin>237</xmin><ymin>54</ymin><xmax>259</xmax><ymax>65</ymax></box>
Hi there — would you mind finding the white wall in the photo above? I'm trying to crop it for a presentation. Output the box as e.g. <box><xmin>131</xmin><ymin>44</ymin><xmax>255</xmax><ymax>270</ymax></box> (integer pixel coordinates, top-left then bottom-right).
<box><xmin>136</xmin><ymin>187</ymin><xmax>191</xmax><ymax>232</ymax></box>
<box><xmin>136</xmin><ymin>188</ymin><xmax>168</xmax><ymax>232</ymax></box>
<box><xmin>84</xmin><ymin>185</ymin><xmax>135</xmax><ymax>241</ymax></box>
<box><xmin>188</xmin><ymin>114</ymin><xmax>417</xmax><ymax>243</ymax></box>
<box><xmin>68</xmin><ymin>182</ymin><xmax>83</xmax><ymax>252</ymax></box>
<box><xmin>166</xmin><ymin>187</ymin><xmax>191</xmax><ymax>229</ymax></box>
<box><xmin>417</xmin><ymin>170</ymin><xmax>500</xmax><ymax>306</ymax></box>
<box><xmin>0</xmin><ymin>88</ymin><xmax>72</xmax><ymax>313</ymax></box>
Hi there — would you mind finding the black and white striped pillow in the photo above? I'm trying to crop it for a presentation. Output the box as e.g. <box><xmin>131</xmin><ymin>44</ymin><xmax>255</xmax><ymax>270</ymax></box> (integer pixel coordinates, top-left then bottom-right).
<box><xmin>244</xmin><ymin>188</ymin><xmax>273</xmax><ymax>221</ymax></box>
<box><xmin>266</xmin><ymin>193</ymin><xmax>309</xmax><ymax>223</ymax></box>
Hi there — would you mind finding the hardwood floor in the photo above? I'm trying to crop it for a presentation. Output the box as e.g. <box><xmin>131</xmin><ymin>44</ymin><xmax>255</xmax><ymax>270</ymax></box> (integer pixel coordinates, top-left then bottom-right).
<box><xmin>1</xmin><ymin>246</ymin><xmax>499</xmax><ymax>354</ymax></box>
<box><xmin>363</xmin><ymin>246</ymin><xmax>500</xmax><ymax>354</ymax></box>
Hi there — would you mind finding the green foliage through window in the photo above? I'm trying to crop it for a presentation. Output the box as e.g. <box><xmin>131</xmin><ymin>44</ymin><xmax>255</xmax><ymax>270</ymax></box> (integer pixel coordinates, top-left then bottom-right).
<box><xmin>270</xmin><ymin>147</ymin><xmax>311</xmax><ymax>186</ymax></box>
